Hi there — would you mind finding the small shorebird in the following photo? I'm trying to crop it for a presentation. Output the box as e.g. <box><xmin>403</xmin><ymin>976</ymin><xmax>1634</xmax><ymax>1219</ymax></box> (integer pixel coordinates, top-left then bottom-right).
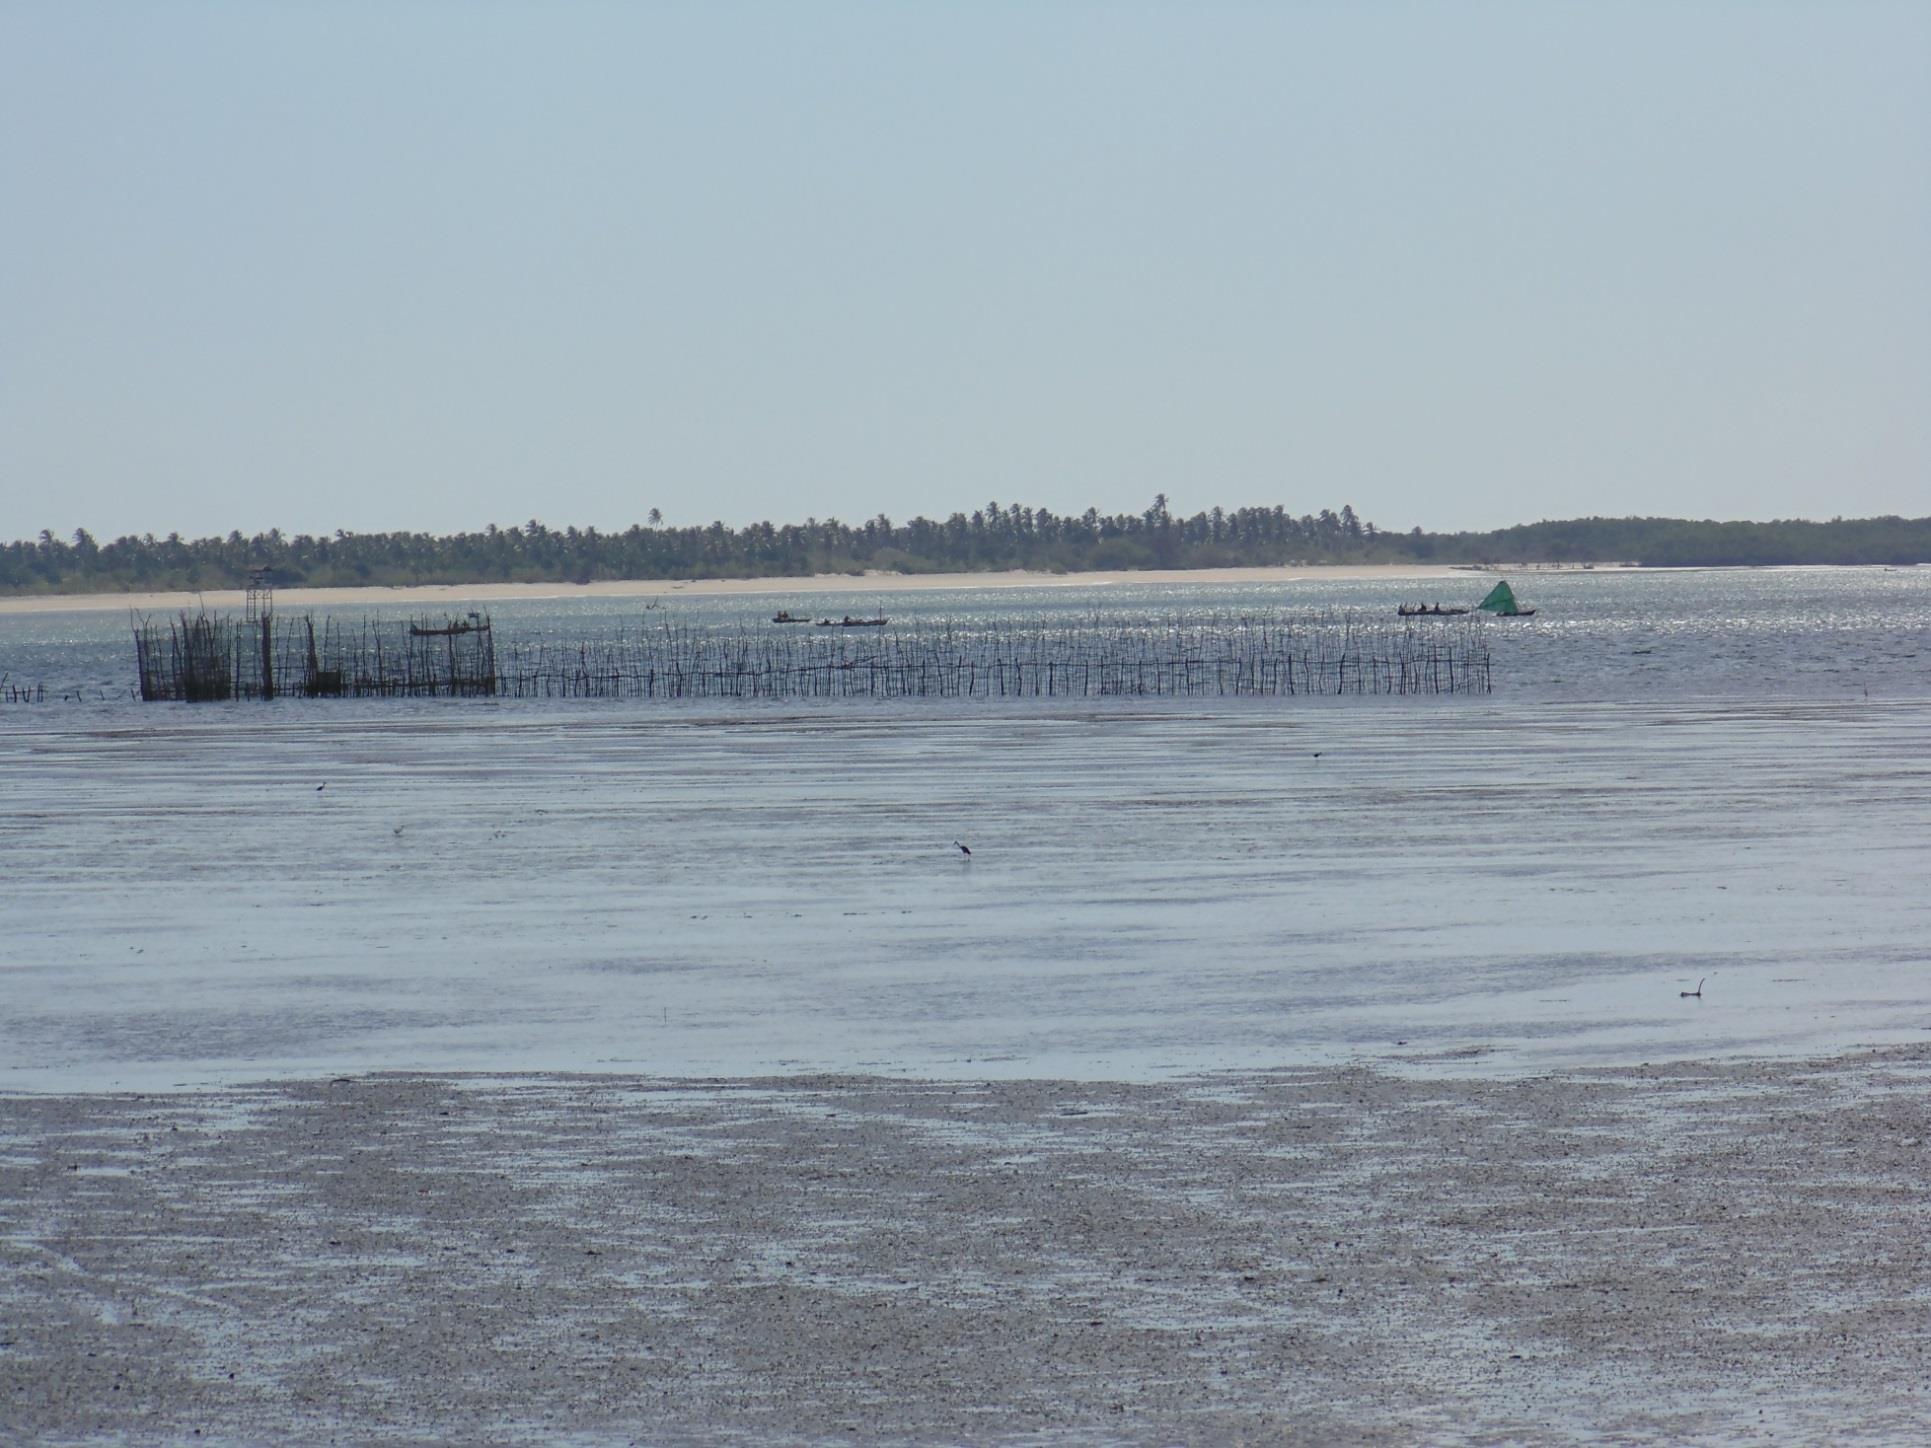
<box><xmin>952</xmin><ymin>840</ymin><xmax>971</xmax><ymax>857</ymax></box>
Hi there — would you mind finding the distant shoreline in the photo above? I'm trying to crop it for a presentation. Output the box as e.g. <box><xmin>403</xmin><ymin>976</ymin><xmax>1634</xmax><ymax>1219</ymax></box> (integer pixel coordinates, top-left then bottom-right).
<box><xmin>0</xmin><ymin>561</ymin><xmax>1635</xmax><ymax>616</ymax></box>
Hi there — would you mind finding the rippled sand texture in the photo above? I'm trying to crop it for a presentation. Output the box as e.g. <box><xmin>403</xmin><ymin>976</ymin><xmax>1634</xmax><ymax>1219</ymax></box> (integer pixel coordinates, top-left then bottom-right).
<box><xmin>5</xmin><ymin>1053</ymin><xmax>1930</xmax><ymax>1443</ymax></box>
<box><xmin>5</xmin><ymin>698</ymin><xmax>1931</xmax><ymax>1090</ymax></box>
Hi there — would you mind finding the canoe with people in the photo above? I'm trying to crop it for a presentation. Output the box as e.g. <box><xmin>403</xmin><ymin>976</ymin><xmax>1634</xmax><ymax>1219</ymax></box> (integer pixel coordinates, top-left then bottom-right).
<box><xmin>1396</xmin><ymin>581</ymin><xmax>1536</xmax><ymax>618</ymax></box>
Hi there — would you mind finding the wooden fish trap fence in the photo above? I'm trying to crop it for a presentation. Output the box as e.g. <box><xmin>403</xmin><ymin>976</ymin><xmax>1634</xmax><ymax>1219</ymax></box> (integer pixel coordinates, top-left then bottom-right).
<box><xmin>134</xmin><ymin>611</ymin><xmax>497</xmax><ymax>701</ymax></box>
<box><xmin>492</xmin><ymin>612</ymin><xmax>1493</xmax><ymax>700</ymax></box>
<box><xmin>135</xmin><ymin>610</ymin><xmax>1490</xmax><ymax>702</ymax></box>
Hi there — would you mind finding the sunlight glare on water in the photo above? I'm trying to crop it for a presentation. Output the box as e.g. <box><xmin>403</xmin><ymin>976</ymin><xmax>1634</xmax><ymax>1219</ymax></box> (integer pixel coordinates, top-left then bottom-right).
<box><xmin>1</xmin><ymin>568</ymin><xmax>1928</xmax><ymax>1090</ymax></box>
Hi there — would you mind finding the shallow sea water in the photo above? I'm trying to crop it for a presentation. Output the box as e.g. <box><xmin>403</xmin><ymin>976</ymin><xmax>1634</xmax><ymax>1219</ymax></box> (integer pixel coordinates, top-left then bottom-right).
<box><xmin>2</xmin><ymin>567</ymin><xmax>1928</xmax><ymax>1091</ymax></box>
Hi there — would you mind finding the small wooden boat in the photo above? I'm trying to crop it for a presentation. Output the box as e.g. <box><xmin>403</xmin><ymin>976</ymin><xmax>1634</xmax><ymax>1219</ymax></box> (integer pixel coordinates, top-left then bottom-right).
<box><xmin>771</xmin><ymin>610</ymin><xmax>811</xmax><ymax>623</ymax></box>
<box><xmin>816</xmin><ymin>615</ymin><xmax>889</xmax><ymax>627</ymax></box>
<box><xmin>1397</xmin><ymin>604</ymin><xmax>1468</xmax><ymax>617</ymax></box>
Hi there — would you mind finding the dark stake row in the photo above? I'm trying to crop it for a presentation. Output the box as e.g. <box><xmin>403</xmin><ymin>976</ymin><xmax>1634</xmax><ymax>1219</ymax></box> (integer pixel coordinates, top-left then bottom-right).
<box><xmin>135</xmin><ymin>610</ymin><xmax>1492</xmax><ymax>702</ymax></box>
<box><xmin>135</xmin><ymin>612</ymin><xmax>497</xmax><ymax>701</ymax></box>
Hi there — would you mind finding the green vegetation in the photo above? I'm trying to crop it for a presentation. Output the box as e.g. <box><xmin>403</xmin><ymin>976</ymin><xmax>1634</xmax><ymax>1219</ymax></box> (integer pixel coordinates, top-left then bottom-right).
<box><xmin>1434</xmin><ymin>514</ymin><xmax>1931</xmax><ymax>568</ymax></box>
<box><xmin>3</xmin><ymin>501</ymin><xmax>1927</xmax><ymax>596</ymax></box>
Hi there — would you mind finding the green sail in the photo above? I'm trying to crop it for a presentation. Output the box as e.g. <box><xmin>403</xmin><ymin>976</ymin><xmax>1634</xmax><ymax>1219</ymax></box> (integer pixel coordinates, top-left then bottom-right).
<box><xmin>1476</xmin><ymin>581</ymin><xmax>1521</xmax><ymax>615</ymax></box>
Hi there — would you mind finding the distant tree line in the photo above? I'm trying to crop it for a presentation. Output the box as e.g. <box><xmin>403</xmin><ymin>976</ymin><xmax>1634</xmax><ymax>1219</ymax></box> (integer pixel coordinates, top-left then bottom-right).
<box><xmin>2</xmin><ymin>500</ymin><xmax>1927</xmax><ymax>595</ymax></box>
<box><xmin>1430</xmin><ymin>514</ymin><xmax>1931</xmax><ymax>568</ymax></box>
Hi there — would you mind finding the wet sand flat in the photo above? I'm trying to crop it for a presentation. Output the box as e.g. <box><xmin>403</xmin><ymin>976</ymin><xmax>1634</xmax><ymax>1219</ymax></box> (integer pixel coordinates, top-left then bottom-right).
<box><xmin>6</xmin><ymin>1049</ymin><xmax>1930</xmax><ymax>1444</ymax></box>
<box><xmin>8</xmin><ymin>698</ymin><xmax>1931</xmax><ymax>1091</ymax></box>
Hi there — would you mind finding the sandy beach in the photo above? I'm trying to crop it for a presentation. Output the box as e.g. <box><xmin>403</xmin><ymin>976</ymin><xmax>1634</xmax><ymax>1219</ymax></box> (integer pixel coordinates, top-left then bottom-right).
<box><xmin>0</xmin><ymin>561</ymin><xmax>1540</xmax><ymax>616</ymax></box>
<box><xmin>6</xmin><ymin>1050</ymin><xmax>1928</xmax><ymax>1444</ymax></box>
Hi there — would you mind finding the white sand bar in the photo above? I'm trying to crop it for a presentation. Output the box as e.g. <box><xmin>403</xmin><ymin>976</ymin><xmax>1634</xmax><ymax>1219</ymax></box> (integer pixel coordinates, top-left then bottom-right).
<box><xmin>0</xmin><ymin>561</ymin><xmax>1547</xmax><ymax>616</ymax></box>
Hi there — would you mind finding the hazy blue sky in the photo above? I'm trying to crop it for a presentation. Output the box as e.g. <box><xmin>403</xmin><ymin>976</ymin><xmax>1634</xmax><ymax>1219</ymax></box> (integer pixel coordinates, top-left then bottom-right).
<box><xmin>3</xmin><ymin>3</ymin><xmax>1925</xmax><ymax>543</ymax></box>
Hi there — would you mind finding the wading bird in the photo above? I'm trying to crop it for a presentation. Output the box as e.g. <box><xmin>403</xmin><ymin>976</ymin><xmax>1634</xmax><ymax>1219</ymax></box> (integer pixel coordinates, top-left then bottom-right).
<box><xmin>953</xmin><ymin>840</ymin><xmax>971</xmax><ymax>857</ymax></box>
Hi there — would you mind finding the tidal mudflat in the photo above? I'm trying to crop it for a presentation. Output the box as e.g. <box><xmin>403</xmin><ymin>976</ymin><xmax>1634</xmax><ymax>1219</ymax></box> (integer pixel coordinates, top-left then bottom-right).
<box><xmin>4</xmin><ymin>569</ymin><xmax>1929</xmax><ymax>1442</ymax></box>
<box><xmin>6</xmin><ymin>1051</ymin><xmax>1931</xmax><ymax>1443</ymax></box>
<box><xmin>4</xmin><ymin>698</ymin><xmax>1930</xmax><ymax>1091</ymax></box>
